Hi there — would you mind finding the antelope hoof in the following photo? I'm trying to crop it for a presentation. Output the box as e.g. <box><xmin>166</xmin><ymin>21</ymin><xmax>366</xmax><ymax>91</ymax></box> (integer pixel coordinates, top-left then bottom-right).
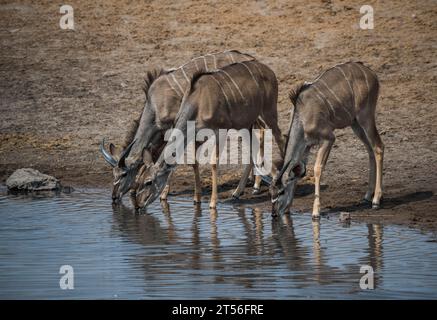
<box><xmin>232</xmin><ymin>189</ymin><xmax>242</xmax><ymax>199</ymax></box>
<box><xmin>363</xmin><ymin>191</ymin><xmax>374</xmax><ymax>202</ymax></box>
<box><xmin>372</xmin><ymin>203</ymin><xmax>380</xmax><ymax>210</ymax></box>
<box><xmin>252</xmin><ymin>188</ymin><xmax>261</xmax><ymax>195</ymax></box>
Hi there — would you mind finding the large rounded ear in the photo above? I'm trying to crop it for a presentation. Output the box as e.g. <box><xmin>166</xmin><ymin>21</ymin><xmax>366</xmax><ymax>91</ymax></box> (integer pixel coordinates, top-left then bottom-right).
<box><xmin>142</xmin><ymin>148</ymin><xmax>153</xmax><ymax>164</ymax></box>
<box><xmin>118</xmin><ymin>139</ymin><xmax>136</xmax><ymax>168</ymax></box>
<box><xmin>292</xmin><ymin>162</ymin><xmax>306</xmax><ymax>178</ymax></box>
<box><xmin>109</xmin><ymin>143</ymin><xmax>117</xmax><ymax>156</ymax></box>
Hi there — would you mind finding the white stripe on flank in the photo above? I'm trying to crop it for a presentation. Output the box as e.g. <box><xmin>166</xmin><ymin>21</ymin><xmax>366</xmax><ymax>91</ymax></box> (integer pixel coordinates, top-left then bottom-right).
<box><xmin>203</xmin><ymin>56</ymin><xmax>208</xmax><ymax>71</ymax></box>
<box><xmin>175</xmin><ymin>50</ymin><xmax>237</xmax><ymax>70</ymax></box>
<box><xmin>312</xmin><ymin>84</ymin><xmax>342</xmax><ymax>122</ymax></box>
<box><xmin>194</xmin><ymin>59</ymin><xmax>200</xmax><ymax>72</ymax></box>
<box><xmin>181</xmin><ymin>66</ymin><xmax>190</xmax><ymax>83</ymax></box>
<box><xmin>213</xmin><ymin>55</ymin><xmax>217</xmax><ymax>69</ymax></box>
<box><xmin>319</xmin><ymin>79</ymin><xmax>354</xmax><ymax>121</ymax></box>
<box><xmin>211</xmin><ymin>76</ymin><xmax>231</xmax><ymax>109</ymax></box>
<box><xmin>171</xmin><ymin>73</ymin><xmax>184</xmax><ymax>96</ymax></box>
<box><xmin>355</xmin><ymin>63</ymin><xmax>370</xmax><ymax>111</ymax></box>
<box><xmin>309</xmin><ymin>62</ymin><xmax>350</xmax><ymax>84</ymax></box>
<box><xmin>221</xmin><ymin>70</ymin><xmax>245</xmax><ymax>100</ymax></box>
<box><xmin>239</xmin><ymin>62</ymin><xmax>260</xmax><ymax>89</ymax></box>
<box><xmin>217</xmin><ymin>72</ymin><xmax>238</xmax><ymax>103</ymax></box>
<box><xmin>228</xmin><ymin>51</ymin><xmax>235</xmax><ymax>63</ymax></box>
<box><xmin>335</xmin><ymin>66</ymin><xmax>356</xmax><ymax>110</ymax></box>
<box><xmin>176</xmin><ymin>53</ymin><xmax>206</xmax><ymax>70</ymax></box>
<box><xmin>165</xmin><ymin>76</ymin><xmax>182</xmax><ymax>97</ymax></box>
<box><xmin>250</xmin><ymin>61</ymin><xmax>264</xmax><ymax>79</ymax></box>
<box><xmin>312</xmin><ymin>86</ymin><xmax>326</xmax><ymax>105</ymax></box>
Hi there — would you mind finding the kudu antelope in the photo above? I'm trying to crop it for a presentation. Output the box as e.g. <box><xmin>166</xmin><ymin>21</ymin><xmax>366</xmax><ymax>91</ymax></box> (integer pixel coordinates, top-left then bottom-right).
<box><xmin>135</xmin><ymin>60</ymin><xmax>285</xmax><ymax>209</ymax></box>
<box><xmin>267</xmin><ymin>61</ymin><xmax>384</xmax><ymax>218</ymax></box>
<box><xmin>100</xmin><ymin>50</ymin><xmax>259</xmax><ymax>204</ymax></box>
<box><xmin>134</xmin><ymin>118</ymin><xmax>268</xmax><ymax>210</ymax></box>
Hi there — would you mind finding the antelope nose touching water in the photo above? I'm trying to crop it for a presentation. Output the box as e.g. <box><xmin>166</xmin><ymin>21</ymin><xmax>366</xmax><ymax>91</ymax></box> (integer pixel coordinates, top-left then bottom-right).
<box><xmin>101</xmin><ymin>54</ymin><xmax>384</xmax><ymax>219</ymax></box>
<box><xmin>134</xmin><ymin>59</ymin><xmax>284</xmax><ymax>209</ymax></box>
<box><xmin>100</xmin><ymin>50</ymin><xmax>267</xmax><ymax>209</ymax></box>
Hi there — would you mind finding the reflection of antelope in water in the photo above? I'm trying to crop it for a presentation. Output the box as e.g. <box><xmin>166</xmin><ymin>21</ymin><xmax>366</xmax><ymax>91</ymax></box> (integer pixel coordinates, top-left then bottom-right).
<box><xmin>366</xmin><ymin>224</ymin><xmax>383</xmax><ymax>288</ymax></box>
<box><xmin>236</xmin><ymin>206</ymin><xmax>269</xmax><ymax>257</ymax></box>
<box><xmin>111</xmin><ymin>202</ymin><xmax>177</xmax><ymax>246</ymax></box>
<box><xmin>310</xmin><ymin>220</ymin><xmax>384</xmax><ymax>288</ymax></box>
<box><xmin>271</xmin><ymin>214</ymin><xmax>310</xmax><ymax>273</ymax></box>
<box><xmin>209</xmin><ymin>208</ymin><xmax>221</xmax><ymax>264</ymax></box>
<box><xmin>113</xmin><ymin>200</ymin><xmax>385</xmax><ymax>292</ymax></box>
<box><xmin>266</xmin><ymin>62</ymin><xmax>384</xmax><ymax>219</ymax></box>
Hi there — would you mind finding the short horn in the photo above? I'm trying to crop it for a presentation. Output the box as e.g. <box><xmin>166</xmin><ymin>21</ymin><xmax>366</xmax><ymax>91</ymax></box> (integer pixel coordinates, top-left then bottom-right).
<box><xmin>100</xmin><ymin>138</ymin><xmax>117</xmax><ymax>167</ymax></box>
<box><xmin>118</xmin><ymin>139</ymin><xmax>136</xmax><ymax>168</ymax></box>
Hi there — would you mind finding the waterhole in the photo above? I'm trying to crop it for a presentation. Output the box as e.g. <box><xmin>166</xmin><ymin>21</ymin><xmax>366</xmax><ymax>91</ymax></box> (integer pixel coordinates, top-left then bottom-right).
<box><xmin>0</xmin><ymin>188</ymin><xmax>435</xmax><ymax>299</ymax></box>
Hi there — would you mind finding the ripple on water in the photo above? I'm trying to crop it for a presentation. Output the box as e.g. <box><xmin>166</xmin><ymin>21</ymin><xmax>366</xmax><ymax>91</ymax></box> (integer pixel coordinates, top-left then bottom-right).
<box><xmin>0</xmin><ymin>189</ymin><xmax>436</xmax><ymax>299</ymax></box>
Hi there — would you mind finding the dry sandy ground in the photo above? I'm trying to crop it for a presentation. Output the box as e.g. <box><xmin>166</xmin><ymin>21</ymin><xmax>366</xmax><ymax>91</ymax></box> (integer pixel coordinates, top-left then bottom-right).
<box><xmin>0</xmin><ymin>0</ymin><xmax>436</xmax><ymax>231</ymax></box>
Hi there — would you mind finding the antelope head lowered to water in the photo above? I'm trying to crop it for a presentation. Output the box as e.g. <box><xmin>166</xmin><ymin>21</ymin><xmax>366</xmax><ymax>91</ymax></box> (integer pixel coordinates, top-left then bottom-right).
<box><xmin>267</xmin><ymin>61</ymin><xmax>384</xmax><ymax>219</ymax></box>
<box><xmin>100</xmin><ymin>51</ymin><xmax>256</xmax><ymax>206</ymax></box>
<box><xmin>101</xmin><ymin>127</ymin><xmax>167</xmax><ymax>205</ymax></box>
<box><xmin>100</xmin><ymin>138</ymin><xmax>138</xmax><ymax>203</ymax></box>
<box><xmin>135</xmin><ymin>60</ymin><xmax>285</xmax><ymax>210</ymax></box>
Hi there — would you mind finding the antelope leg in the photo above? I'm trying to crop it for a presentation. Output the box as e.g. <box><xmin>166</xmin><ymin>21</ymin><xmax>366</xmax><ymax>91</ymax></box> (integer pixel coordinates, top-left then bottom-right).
<box><xmin>372</xmin><ymin>144</ymin><xmax>384</xmax><ymax>209</ymax></box>
<box><xmin>232</xmin><ymin>163</ymin><xmax>252</xmax><ymax>199</ymax></box>
<box><xmin>361</xmin><ymin>122</ymin><xmax>384</xmax><ymax>209</ymax></box>
<box><xmin>351</xmin><ymin>121</ymin><xmax>376</xmax><ymax>202</ymax></box>
<box><xmin>210</xmin><ymin>147</ymin><xmax>219</xmax><ymax>209</ymax></box>
<box><xmin>210</xmin><ymin>163</ymin><xmax>218</xmax><ymax>209</ymax></box>
<box><xmin>160</xmin><ymin>170</ymin><xmax>174</xmax><ymax>201</ymax></box>
<box><xmin>312</xmin><ymin>137</ymin><xmax>334</xmax><ymax>219</ymax></box>
<box><xmin>252</xmin><ymin>127</ymin><xmax>264</xmax><ymax>195</ymax></box>
<box><xmin>192</xmin><ymin>163</ymin><xmax>202</xmax><ymax>204</ymax></box>
<box><xmin>252</xmin><ymin>175</ymin><xmax>262</xmax><ymax>195</ymax></box>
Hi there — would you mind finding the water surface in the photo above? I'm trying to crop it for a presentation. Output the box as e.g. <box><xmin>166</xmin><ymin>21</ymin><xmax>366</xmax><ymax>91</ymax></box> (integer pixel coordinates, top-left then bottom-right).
<box><xmin>0</xmin><ymin>188</ymin><xmax>436</xmax><ymax>299</ymax></box>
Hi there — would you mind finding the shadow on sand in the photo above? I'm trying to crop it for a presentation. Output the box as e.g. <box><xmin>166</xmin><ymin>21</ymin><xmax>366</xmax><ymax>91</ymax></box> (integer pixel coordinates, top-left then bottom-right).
<box><xmin>326</xmin><ymin>191</ymin><xmax>434</xmax><ymax>213</ymax></box>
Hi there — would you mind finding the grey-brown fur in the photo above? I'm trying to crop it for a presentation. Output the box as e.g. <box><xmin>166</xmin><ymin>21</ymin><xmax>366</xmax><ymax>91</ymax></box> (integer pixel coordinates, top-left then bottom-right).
<box><xmin>101</xmin><ymin>50</ymin><xmax>257</xmax><ymax>203</ymax></box>
<box><xmin>120</xmin><ymin>68</ymin><xmax>165</xmax><ymax>151</ymax></box>
<box><xmin>271</xmin><ymin>61</ymin><xmax>384</xmax><ymax>218</ymax></box>
<box><xmin>130</xmin><ymin>50</ymin><xmax>255</xmax><ymax>160</ymax></box>
<box><xmin>136</xmin><ymin>60</ymin><xmax>284</xmax><ymax>209</ymax></box>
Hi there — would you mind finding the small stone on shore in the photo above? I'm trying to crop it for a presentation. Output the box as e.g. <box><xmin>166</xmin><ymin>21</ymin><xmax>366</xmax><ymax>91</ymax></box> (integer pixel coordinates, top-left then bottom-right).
<box><xmin>6</xmin><ymin>168</ymin><xmax>61</xmax><ymax>192</ymax></box>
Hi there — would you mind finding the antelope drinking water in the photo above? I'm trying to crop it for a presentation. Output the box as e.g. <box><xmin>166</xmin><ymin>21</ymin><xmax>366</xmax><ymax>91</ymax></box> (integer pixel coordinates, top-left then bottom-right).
<box><xmin>100</xmin><ymin>51</ymin><xmax>259</xmax><ymax>205</ymax></box>
<box><xmin>267</xmin><ymin>61</ymin><xmax>384</xmax><ymax>218</ymax></box>
<box><xmin>135</xmin><ymin>60</ymin><xmax>285</xmax><ymax>209</ymax></box>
